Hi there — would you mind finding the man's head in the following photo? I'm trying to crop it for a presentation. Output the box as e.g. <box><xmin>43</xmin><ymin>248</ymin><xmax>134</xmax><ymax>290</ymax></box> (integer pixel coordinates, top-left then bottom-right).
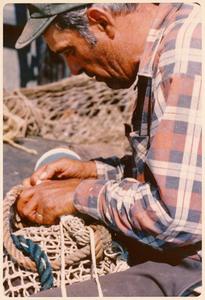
<box><xmin>15</xmin><ymin>4</ymin><xmax>138</xmax><ymax>49</ymax></box>
<box><xmin>15</xmin><ymin>3</ymin><xmax>157</xmax><ymax>89</ymax></box>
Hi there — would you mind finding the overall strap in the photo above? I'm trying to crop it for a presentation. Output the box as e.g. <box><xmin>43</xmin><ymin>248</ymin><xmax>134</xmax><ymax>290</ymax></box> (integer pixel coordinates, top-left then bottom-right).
<box><xmin>131</xmin><ymin>76</ymin><xmax>152</xmax><ymax>140</ymax></box>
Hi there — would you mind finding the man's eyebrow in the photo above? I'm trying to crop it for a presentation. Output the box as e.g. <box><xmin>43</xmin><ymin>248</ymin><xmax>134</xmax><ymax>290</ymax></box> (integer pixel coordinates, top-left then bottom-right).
<box><xmin>56</xmin><ymin>46</ymin><xmax>71</xmax><ymax>54</ymax></box>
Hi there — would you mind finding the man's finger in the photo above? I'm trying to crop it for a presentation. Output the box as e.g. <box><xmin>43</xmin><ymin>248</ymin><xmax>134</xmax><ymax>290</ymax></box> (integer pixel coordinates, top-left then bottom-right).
<box><xmin>30</xmin><ymin>163</ymin><xmax>57</xmax><ymax>185</ymax></box>
<box><xmin>30</xmin><ymin>166</ymin><xmax>46</xmax><ymax>186</ymax></box>
<box><xmin>22</xmin><ymin>192</ymin><xmax>39</xmax><ymax>223</ymax></box>
<box><xmin>35</xmin><ymin>211</ymin><xmax>44</xmax><ymax>224</ymax></box>
<box><xmin>17</xmin><ymin>186</ymin><xmax>36</xmax><ymax>217</ymax></box>
<box><xmin>22</xmin><ymin>177</ymin><xmax>32</xmax><ymax>189</ymax></box>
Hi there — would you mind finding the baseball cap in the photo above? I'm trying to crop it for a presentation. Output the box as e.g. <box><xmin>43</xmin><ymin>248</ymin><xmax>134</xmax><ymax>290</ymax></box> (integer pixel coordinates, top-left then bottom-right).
<box><xmin>15</xmin><ymin>3</ymin><xmax>89</xmax><ymax>49</ymax></box>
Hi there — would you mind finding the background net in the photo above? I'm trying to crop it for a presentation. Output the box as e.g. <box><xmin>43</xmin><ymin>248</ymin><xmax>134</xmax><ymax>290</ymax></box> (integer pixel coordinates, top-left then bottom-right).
<box><xmin>3</xmin><ymin>74</ymin><xmax>136</xmax><ymax>153</ymax></box>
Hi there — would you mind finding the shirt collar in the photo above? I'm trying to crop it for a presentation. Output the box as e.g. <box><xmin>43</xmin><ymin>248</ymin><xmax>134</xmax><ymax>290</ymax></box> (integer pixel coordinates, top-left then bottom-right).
<box><xmin>136</xmin><ymin>3</ymin><xmax>183</xmax><ymax>79</ymax></box>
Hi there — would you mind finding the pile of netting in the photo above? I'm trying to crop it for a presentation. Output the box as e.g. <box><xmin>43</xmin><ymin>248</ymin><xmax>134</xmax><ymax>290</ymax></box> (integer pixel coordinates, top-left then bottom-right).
<box><xmin>3</xmin><ymin>185</ymin><xmax>130</xmax><ymax>297</ymax></box>
<box><xmin>3</xmin><ymin>74</ymin><xmax>136</xmax><ymax>154</ymax></box>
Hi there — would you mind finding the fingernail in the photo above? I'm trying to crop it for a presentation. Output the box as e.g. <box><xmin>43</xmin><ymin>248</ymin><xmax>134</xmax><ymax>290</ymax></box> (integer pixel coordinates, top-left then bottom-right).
<box><xmin>36</xmin><ymin>179</ymin><xmax>42</xmax><ymax>185</ymax></box>
<box><xmin>40</xmin><ymin>171</ymin><xmax>47</xmax><ymax>180</ymax></box>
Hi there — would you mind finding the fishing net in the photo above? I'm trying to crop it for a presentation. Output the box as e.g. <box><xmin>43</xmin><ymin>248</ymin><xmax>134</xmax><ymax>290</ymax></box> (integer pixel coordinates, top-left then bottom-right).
<box><xmin>3</xmin><ymin>68</ymin><xmax>135</xmax><ymax>297</ymax></box>
<box><xmin>3</xmin><ymin>74</ymin><xmax>136</xmax><ymax>154</ymax></box>
<box><xmin>3</xmin><ymin>185</ymin><xmax>130</xmax><ymax>297</ymax></box>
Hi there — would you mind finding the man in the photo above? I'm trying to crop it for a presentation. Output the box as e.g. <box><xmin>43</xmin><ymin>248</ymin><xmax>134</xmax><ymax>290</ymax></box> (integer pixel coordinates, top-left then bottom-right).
<box><xmin>15</xmin><ymin>3</ymin><xmax>202</xmax><ymax>297</ymax></box>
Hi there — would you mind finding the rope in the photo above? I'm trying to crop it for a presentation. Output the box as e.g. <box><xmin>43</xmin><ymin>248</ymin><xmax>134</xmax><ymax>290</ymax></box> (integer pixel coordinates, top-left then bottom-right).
<box><xmin>4</xmin><ymin>185</ymin><xmax>54</xmax><ymax>290</ymax></box>
<box><xmin>60</xmin><ymin>215</ymin><xmax>67</xmax><ymax>297</ymax></box>
<box><xmin>3</xmin><ymin>185</ymin><xmax>130</xmax><ymax>296</ymax></box>
<box><xmin>11</xmin><ymin>234</ymin><xmax>54</xmax><ymax>291</ymax></box>
<box><xmin>3</xmin><ymin>185</ymin><xmax>37</xmax><ymax>271</ymax></box>
<box><xmin>3</xmin><ymin>185</ymin><xmax>112</xmax><ymax>272</ymax></box>
<box><xmin>89</xmin><ymin>227</ymin><xmax>103</xmax><ymax>297</ymax></box>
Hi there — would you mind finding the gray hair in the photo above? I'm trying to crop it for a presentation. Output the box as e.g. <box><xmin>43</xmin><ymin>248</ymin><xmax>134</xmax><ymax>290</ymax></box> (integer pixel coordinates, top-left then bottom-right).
<box><xmin>54</xmin><ymin>3</ymin><xmax>138</xmax><ymax>46</ymax></box>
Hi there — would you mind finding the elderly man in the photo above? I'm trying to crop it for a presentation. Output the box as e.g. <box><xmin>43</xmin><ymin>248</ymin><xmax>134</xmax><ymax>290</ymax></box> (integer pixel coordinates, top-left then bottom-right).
<box><xmin>15</xmin><ymin>3</ymin><xmax>202</xmax><ymax>297</ymax></box>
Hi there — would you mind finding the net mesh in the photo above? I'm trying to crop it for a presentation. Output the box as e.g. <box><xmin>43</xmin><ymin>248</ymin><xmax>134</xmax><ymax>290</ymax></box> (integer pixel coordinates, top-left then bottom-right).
<box><xmin>3</xmin><ymin>185</ymin><xmax>130</xmax><ymax>297</ymax></box>
<box><xmin>3</xmin><ymin>74</ymin><xmax>136</xmax><ymax>154</ymax></box>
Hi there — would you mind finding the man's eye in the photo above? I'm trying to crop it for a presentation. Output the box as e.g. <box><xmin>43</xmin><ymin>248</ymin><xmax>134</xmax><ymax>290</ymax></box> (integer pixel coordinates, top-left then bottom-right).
<box><xmin>65</xmin><ymin>50</ymin><xmax>71</xmax><ymax>57</ymax></box>
<box><xmin>64</xmin><ymin>48</ymin><xmax>73</xmax><ymax>57</ymax></box>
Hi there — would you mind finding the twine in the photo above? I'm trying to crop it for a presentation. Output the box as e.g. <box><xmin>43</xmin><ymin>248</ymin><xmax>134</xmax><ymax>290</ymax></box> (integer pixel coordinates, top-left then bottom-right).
<box><xmin>3</xmin><ymin>185</ymin><xmax>112</xmax><ymax>272</ymax></box>
<box><xmin>3</xmin><ymin>185</ymin><xmax>130</xmax><ymax>296</ymax></box>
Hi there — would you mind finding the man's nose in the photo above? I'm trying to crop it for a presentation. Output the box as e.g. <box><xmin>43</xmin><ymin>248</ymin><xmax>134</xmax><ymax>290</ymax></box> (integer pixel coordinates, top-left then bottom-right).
<box><xmin>66</xmin><ymin>58</ymin><xmax>83</xmax><ymax>75</ymax></box>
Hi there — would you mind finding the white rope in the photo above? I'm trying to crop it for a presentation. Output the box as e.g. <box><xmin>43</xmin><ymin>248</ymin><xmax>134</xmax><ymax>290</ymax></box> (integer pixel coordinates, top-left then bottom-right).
<box><xmin>89</xmin><ymin>227</ymin><xmax>103</xmax><ymax>298</ymax></box>
<box><xmin>60</xmin><ymin>216</ymin><xmax>67</xmax><ymax>297</ymax></box>
<box><xmin>4</xmin><ymin>207</ymin><xmax>130</xmax><ymax>297</ymax></box>
<box><xmin>60</xmin><ymin>216</ymin><xmax>104</xmax><ymax>297</ymax></box>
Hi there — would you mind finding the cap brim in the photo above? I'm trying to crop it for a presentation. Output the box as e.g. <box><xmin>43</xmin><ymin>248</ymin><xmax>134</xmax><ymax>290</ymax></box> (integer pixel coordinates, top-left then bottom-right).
<box><xmin>15</xmin><ymin>15</ymin><xmax>57</xmax><ymax>49</ymax></box>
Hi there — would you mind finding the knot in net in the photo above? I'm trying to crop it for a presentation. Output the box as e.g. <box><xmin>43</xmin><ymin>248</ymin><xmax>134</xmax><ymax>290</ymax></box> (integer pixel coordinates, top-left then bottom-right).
<box><xmin>3</xmin><ymin>185</ymin><xmax>130</xmax><ymax>297</ymax></box>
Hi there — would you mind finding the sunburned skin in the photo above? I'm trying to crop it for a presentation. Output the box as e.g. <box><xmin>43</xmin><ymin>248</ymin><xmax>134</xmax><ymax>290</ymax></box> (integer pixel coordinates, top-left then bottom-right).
<box><xmin>42</xmin><ymin>4</ymin><xmax>157</xmax><ymax>90</ymax></box>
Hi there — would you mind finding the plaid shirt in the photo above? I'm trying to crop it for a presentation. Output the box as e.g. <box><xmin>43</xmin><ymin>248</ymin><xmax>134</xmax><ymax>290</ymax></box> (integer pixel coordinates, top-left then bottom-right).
<box><xmin>74</xmin><ymin>3</ymin><xmax>202</xmax><ymax>257</ymax></box>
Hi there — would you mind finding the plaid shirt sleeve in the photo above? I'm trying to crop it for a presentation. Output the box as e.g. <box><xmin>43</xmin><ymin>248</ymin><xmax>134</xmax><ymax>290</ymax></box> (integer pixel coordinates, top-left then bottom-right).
<box><xmin>74</xmin><ymin>3</ymin><xmax>202</xmax><ymax>252</ymax></box>
<box><xmin>91</xmin><ymin>157</ymin><xmax>125</xmax><ymax>182</ymax></box>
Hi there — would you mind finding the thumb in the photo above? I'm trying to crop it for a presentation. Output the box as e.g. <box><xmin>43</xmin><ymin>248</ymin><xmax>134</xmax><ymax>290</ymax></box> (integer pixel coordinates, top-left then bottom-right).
<box><xmin>30</xmin><ymin>165</ymin><xmax>55</xmax><ymax>185</ymax></box>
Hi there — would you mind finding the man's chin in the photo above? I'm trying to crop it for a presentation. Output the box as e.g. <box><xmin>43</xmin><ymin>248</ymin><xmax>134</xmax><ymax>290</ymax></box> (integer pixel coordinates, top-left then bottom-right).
<box><xmin>94</xmin><ymin>75</ymin><xmax>134</xmax><ymax>89</ymax></box>
<box><xmin>105</xmin><ymin>79</ymin><xmax>133</xmax><ymax>90</ymax></box>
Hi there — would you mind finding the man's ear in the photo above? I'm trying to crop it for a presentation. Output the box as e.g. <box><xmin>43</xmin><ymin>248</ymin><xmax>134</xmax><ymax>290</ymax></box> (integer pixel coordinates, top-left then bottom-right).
<box><xmin>87</xmin><ymin>7</ymin><xmax>115</xmax><ymax>38</ymax></box>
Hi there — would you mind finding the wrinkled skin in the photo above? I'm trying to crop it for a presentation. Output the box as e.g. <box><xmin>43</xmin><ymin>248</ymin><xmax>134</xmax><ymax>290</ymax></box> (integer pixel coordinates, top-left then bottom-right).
<box><xmin>17</xmin><ymin>159</ymin><xmax>97</xmax><ymax>224</ymax></box>
<box><xmin>17</xmin><ymin>178</ymin><xmax>82</xmax><ymax>224</ymax></box>
<box><xmin>24</xmin><ymin>158</ymin><xmax>97</xmax><ymax>186</ymax></box>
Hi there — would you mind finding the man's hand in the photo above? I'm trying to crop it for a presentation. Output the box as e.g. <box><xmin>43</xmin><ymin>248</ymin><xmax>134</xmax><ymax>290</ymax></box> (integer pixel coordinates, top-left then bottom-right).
<box><xmin>17</xmin><ymin>178</ymin><xmax>83</xmax><ymax>225</ymax></box>
<box><xmin>23</xmin><ymin>158</ymin><xmax>97</xmax><ymax>188</ymax></box>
